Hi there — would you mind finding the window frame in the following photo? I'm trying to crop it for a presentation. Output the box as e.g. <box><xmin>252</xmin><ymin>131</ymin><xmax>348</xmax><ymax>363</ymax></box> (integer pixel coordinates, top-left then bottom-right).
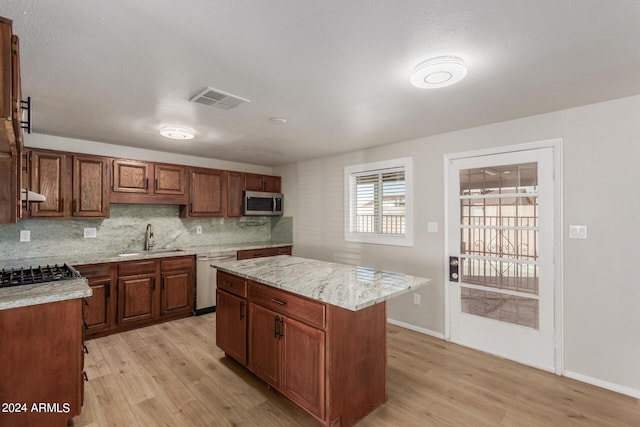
<box><xmin>344</xmin><ymin>157</ymin><xmax>414</xmax><ymax>246</ymax></box>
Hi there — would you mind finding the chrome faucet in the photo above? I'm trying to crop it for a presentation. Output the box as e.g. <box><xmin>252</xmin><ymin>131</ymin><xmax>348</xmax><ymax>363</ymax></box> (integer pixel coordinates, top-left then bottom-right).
<box><xmin>144</xmin><ymin>223</ymin><xmax>155</xmax><ymax>251</ymax></box>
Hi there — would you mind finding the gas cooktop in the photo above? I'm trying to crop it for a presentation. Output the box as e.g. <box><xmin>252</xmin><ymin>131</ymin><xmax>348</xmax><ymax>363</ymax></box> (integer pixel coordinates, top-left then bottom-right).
<box><xmin>0</xmin><ymin>264</ymin><xmax>81</xmax><ymax>289</ymax></box>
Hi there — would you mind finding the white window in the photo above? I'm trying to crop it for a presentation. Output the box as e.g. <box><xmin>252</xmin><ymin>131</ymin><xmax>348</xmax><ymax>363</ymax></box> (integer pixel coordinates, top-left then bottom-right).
<box><xmin>344</xmin><ymin>157</ymin><xmax>413</xmax><ymax>246</ymax></box>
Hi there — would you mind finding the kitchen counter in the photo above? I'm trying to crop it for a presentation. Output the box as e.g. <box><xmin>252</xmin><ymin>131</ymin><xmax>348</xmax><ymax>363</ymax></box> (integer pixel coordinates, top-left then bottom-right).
<box><xmin>0</xmin><ymin>278</ymin><xmax>92</xmax><ymax>311</ymax></box>
<box><xmin>0</xmin><ymin>241</ymin><xmax>293</xmax><ymax>269</ymax></box>
<box><xmin>212</xmin><ymin>255</ymin><xmax>431</xmax><ymax>311</ymax></box>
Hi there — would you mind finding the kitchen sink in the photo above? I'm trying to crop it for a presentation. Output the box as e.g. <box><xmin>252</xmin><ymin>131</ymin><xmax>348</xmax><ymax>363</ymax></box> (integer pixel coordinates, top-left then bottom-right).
<box><xmin>118</xmin><ymin>249</ymin><xmax>184</xmax><ymax>257</ymax></box>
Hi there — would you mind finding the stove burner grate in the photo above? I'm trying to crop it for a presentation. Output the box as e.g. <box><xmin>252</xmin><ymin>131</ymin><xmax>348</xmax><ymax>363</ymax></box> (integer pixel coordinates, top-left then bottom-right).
<box><xmin>0</xmin><ymin>264</ymin><xmax>80</xmax><ymax>288</ymax></box>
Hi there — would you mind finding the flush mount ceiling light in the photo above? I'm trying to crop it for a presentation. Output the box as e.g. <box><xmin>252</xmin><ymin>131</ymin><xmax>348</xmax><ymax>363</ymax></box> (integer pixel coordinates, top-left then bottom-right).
<box><xmin>410</xmin><ymin>56</ymin><xmax>467</xmax><ymax>89</ymax></box>
<box><xmin>160</xmin><ymin>126</ymin><xmax>194</xmax><ymax>140</ymax></box>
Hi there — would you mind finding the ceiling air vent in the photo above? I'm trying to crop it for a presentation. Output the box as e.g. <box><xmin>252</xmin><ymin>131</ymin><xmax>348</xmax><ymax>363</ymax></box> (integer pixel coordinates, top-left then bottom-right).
<box><xmin>189</xmin><ymin>87</ymin><xmax>250</xmax><ymax>111</ymax></box>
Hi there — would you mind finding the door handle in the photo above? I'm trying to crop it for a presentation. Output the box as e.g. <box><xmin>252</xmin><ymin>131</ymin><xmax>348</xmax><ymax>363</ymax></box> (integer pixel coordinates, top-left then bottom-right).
<box><xmin>449</xmin><ymin>256</ymin><xmax>459</xmax><ymax>282</ymax></box>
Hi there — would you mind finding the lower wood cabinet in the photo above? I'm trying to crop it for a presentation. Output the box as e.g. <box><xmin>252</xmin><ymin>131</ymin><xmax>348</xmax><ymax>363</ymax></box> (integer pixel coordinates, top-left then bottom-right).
<box><xmin>216</xmin><ymin>274</ymin><xmax>386</xmax><ymax>427</ymax></box>
<box><xmin>237</xmin><ymin>245</ymin><xmax>292</xmax><ymax>260</ymax></box>
<box><xmin>0</xmin><ymin>298</ymin><xmax>84</xmax><ymax>427</ymax></box>
<box><xmin>75</xmin><ymin>254</ymin><xmax>195</xmax><ymax>339</ymax></box>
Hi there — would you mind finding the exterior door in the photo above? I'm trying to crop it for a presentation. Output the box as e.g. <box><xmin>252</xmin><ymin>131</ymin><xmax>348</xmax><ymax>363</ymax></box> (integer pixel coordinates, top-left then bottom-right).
<box><xmin>446</xmin><ymin>147</ymin><xmax>557</xmax><ymax>371</ymax></box>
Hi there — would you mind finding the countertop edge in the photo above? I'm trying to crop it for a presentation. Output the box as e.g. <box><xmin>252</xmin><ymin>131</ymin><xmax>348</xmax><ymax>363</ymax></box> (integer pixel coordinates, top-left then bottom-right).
<box><xmin>0</xmin><ymin>278</ymin><xmax>93</xmax><ymax>311</ymax></box>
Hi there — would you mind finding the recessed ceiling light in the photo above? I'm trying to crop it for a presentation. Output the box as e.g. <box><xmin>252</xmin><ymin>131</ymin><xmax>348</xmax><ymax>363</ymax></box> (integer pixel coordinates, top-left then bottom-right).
<box><xmin>160</xmin><ymin>126</ymin><xmax>194</xmax><ymax>140</ymax></box>
<box><xmin>410</xmin><ymin>56</ymin><xmax>467</xmax><ymax>89</ymax></box>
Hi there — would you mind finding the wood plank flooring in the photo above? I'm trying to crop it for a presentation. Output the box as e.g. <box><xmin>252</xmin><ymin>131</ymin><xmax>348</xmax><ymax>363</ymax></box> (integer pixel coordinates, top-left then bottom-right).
<box><xmin>73</xmin><ymin>313</ymin><xmax>640</xmax><ymax>426</ymax></box>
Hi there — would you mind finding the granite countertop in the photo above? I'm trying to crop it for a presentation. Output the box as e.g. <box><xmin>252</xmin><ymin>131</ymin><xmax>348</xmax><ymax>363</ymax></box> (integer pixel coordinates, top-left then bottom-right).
<box><xmin>212</xmin><ymin>255</ymin><xmax>431</xmax><ymax>311</ymax></box>
<box><xmin>0</xmin><ymin>241</ymin><xmax>290</xmax><ymax>311</ymax></box>
<box><xmin>0</xmin><ymin>241</ymin><xmax>293</xmax><ymax>269</ymax></box>
<box><xmin>0</xmin><ymin>278</ymin><xmax>92</xmax><ymax>311</ymax></box>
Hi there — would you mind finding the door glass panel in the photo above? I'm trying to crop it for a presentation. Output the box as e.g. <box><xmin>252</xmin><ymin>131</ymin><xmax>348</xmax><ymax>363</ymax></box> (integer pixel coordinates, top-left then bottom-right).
<box><xmin>461</xmin><ymin>288</ymin><xmax>539</xmax><ymax>329</ymax></box>
<box><xmin>458</xmin><ymin>162</ymin><xmax>540</xmax><ymax>329</ymax></box>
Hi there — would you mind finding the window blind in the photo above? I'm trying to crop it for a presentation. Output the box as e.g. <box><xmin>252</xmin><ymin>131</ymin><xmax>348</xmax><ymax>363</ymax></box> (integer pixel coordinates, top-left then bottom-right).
<box><xmin>352</xmin><ymin>168</ymin><xmax>405</xmax><ymax>235</ymax></box>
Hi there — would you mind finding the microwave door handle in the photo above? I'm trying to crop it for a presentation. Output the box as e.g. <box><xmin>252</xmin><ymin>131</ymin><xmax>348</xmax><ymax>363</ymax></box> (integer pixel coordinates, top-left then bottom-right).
<box><xmin>273</xmin><ymin>196</ymin><xmax>276</xmax><ymax>212</ymax></box>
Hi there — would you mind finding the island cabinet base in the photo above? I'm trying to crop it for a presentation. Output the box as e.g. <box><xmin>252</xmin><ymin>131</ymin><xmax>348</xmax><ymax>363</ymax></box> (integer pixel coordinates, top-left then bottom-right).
<box><xmin>217</xmin><ymin>273</ymin><xmax>387</xmax><ymax>427</ymax></box>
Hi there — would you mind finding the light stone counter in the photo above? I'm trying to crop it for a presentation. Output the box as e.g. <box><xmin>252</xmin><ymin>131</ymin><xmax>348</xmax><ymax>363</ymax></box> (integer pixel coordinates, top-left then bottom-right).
<box><xmin>0</xmin><ymin>241</ymin><xmax>293</xmax><ymax>269</ymax></box>
<box><xmin>212</xmin><ymin>255</ymin><xmax>431</xmax><ymax>311</ymax></box>
<box><xmin>0</xmin><ymin>278</ymin><xmax>92</xmax><ymax>311</ymax></box>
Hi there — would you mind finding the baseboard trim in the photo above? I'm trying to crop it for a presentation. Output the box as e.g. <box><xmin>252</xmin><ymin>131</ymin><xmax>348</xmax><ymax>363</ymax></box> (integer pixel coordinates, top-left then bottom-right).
<box><xmin>564</xmin><ymin>370</ymin><xmax>640</xmax><ymax>399</ymax></box>
<box><xmin>387</xmin><ymin>318</ymin><xmax>445</xmax><ymax>339</ymax></box>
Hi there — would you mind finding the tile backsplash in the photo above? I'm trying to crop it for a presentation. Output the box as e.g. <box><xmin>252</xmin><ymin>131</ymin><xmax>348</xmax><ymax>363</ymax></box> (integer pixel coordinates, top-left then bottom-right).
<box><xmin>0</xmin><ymin>204</ymin><xmax>292</xmax><ymax>261</ymax></box>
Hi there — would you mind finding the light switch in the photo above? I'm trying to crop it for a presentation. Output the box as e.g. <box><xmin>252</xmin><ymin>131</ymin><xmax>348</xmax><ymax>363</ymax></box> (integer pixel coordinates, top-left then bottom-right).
<box><xmin>427</xmin><ymin>222</ymin><xmax>438</xmax><ymax>233</ymax></box>
<box><xmin>196</xmin><ymin>225</ymin><xmax>202</xmax><ymax>235</ymax></box>
<box><xmin>84</xmin><ymin>228</ymin><xmax>97</xmax><ymax>238</ymax></box>
<box><xmin>569</xmin><ymin>225</ymin><xmax>588</xmax><ymax>239</ymax></box>
<box><xmin>20</xmin><ymin>230</ymin><xmax>30</xmax><ymax>242</ymax></box>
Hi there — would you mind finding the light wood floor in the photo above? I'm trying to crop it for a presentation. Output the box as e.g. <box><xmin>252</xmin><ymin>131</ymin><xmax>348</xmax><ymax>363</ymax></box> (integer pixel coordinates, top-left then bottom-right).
<box><xmin>73</xmin><ymin>313</ymin><xmax>640</xmax><ymax>426</ymax></box>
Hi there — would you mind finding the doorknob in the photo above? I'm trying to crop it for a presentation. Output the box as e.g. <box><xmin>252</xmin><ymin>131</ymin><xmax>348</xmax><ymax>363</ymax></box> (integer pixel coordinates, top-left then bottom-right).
<box><xmin>449</xmin><ymin>256</ymin><xmax>459</xmax><ymax>282</ymax></box>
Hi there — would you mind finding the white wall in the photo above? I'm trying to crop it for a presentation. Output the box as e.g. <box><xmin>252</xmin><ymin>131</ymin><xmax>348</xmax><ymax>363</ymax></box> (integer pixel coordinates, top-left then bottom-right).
<box><xmin>26</xmin><ymin>133</ymin><xmax>274</xmax><ymax>175</ymax></box>
<box><xmin>274</xmin><ymin>94</ymin><xmax>640</xmax><ymax>397</ymax></box>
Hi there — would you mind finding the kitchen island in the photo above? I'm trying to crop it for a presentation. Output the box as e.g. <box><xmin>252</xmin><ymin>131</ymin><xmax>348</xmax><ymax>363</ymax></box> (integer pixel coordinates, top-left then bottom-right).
<box><xmin>212</xmin><ymin>256</ymin><xmax>431</xmax><ymax>427</ymax></box>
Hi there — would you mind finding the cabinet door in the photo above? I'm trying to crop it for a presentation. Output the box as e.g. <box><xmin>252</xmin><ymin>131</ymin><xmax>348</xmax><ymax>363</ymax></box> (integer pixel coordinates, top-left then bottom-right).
<box><xmin>155</xmin><ymin>163</ymin><xmax>185</xmax><ymax>195</ymax></box>
<box><xmin>227</xmin><ymin>171</ymin><xmax>244</xmax><ymax>217</ymax></box>
<box><xmin>187</xmin><ymin>168</ymin><xmax>226</xmax><ymax>217</ymax></box>
<box><xmin>83</xmin><ymin>276</ymin><xmax>112</xmax><ymax>333</ymax></box>
<box><xmin>243</xmin><ymin>173</ymin><xmax>264</xmax><ymax>191</ymax></box>
<box><xmin>248</xmin><ymin>302</ymin><xmax>280</xmax><ymax>387</ymax></box>
<box><xmin>263</xmin><ymin>175</ymin><xmax>281</xmax><ymax>193</ymax></box>
<box><xmin>29</xmin><ymin>150</ymin><xmax>69</xmax><ymax>217</ymax></box>
<box><xmin>161</xmin><ymin>269</ymin><xmax>193</xmax><ymax>316</ymax></box>
<box><xmin>112</xmin><ymin>159</ymin><xmax>150</xmax><ymax>193</ymax></box>
<box><xmin>216</xmin><ymin>290</ymin><xmax>247</xmax><ymax>365</ymax></box>
<box><xmin>117</xmin><ymin>274</ymin><xmax>155</xmax><ymax>325</ymax></box>
<box><xmin>281</xmin><ymin>316</ymin><xmax>326</xmax><ymax>420</ymax></box>
<box><xmin>73</xmin><ymin>154</ymin><xmax>109</xmax><ymax>217</ymax></box>
<box><xmin>237</xmin><ymin>247</ymin><xmax>277</xmax><ymax>260</ymax></box>
<box><xmin>0</xmin><ymin>20</ymin><xmax>11</xmax><ymax>121</ymax></box>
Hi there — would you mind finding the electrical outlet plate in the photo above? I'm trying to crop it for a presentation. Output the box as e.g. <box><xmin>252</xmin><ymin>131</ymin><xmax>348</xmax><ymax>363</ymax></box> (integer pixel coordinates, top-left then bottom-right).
<box><xmin>413</xmin><ymin>293</ymin><xmax>421</xmax><ymax>305</ymax></box>
<box><xmin>20</xmin><ymin>230</ymin><xmax>30</xmax><ymax>242</ymax></box>
<box><xmin>196</xmin><ymin>225</ymin><xmax>202</xmax><ymax>235</ymax></box>
<box><xmin>84</xmin><ymin>228</ymin><xmax>97</xmax><ymax>238</ymax></box>
<box><xmin>569</xmin><ymin>225</ymin><xmax>587</xmax><ymax>239</ymax></box>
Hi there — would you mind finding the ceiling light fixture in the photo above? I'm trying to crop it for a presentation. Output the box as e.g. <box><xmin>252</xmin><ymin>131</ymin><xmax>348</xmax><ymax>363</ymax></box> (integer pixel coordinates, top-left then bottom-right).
<box><xmin>160</xmin><ymin>126</ymin><xmax>194</xmax><ymax>140</ymax></box>
<box><xmin>410</xmin><ymin>56</ymin><xmax>467</xmax><ymax>89</ymax></box>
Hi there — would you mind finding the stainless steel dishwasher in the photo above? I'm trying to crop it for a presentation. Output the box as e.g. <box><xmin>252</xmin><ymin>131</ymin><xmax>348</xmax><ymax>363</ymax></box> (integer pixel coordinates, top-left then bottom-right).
<box><xmin>196</xmin><ymin>251</ymin><xmax>237</xmax><ymax>315</ymax></box>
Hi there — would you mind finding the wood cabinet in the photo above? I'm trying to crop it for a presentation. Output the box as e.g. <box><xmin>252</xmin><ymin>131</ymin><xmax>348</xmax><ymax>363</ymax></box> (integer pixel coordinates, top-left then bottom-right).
<box><xmin>237</xmin><ymin>245</ymin><xmax>292</xmax><ymax>260</ymax></box>
<box><xmin>111</xmin><ymin>159</ymin><xmax>187</xmax><ymax>204</ymax></box>
<box><xmin>23</xmin><ymin>149</ymin><xmax>109</xmax><ymax>219</ymax></box>
<box><xmin>216</xmin><ymin>287</ymin><xmax>247</xmax><ymax>364</ymax></box>
<box><xmin>160</xmin><ymin>256</ymin><xmax>194</xmax><ymax>317</ymax></box>
<box><xmin>77</xmin><ymin>255</ymin><xmax>194</xmax><ymax>338</ymax></box>
<box><xmin>0</xmin><ymin>152</ymin><xmax>20</xmax><ymax>223</ymax></box>
<box><xmin>1</xmin><ymin>16</ymin><xmax>23</xmax><ymax>155</ymax></box>
<box><xmin>244</xmin><ymin>173</ymin><xmax>281</xmax><ymax>193</ymax></box>
<box><xmin>181</xmin><ymin>167</ymin><xmax>227</xmax><ymax>218</ymax></box>
<box><xmin>73</xmin><ymin>154</ymin><xmax>109</xmax><ymax>217</ymax></box>
<box><xmin>217</xmin><ymin>274</ymin><xmax>386</xmax><ymax>427</ymax></box>
<box><xmin>75</xmin><ymin>263</ymin><xmax>115</xmax><ymax>338</ymax></box>
<box><xmin>0</xmin><ymin>298</ymin><xmax>84</xmax><ymax>427</ymax></box>
<box><xmin>227</xmin><ymin>171</ymin><xmax>244</xmax><ymax>217</ymax></box>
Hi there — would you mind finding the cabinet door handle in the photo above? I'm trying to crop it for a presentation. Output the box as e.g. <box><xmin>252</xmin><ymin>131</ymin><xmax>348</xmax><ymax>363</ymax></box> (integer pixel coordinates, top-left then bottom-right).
<box><xmin>82</xmin><ymin>298</ymin><xmax>89</xmax><ymax>306</ymax></box>
<box><xmin>83</xmin><ymin>371</ymin><xmax>89</xmax><ymax>382</ymax></box>
<box><xmin>83</xmin><ymin>344</ymin><xmax>89</xmax><ymax>354</ymax></box>
<box><xmin>274</xmin><ymin>316</ymin><xmax>279</xmax><ymax>338</ymax></box>
<box><xmin>271</xmin><ymin>298</ymin><xmax>287</xmax><ymax>306</ymax></box>
<box><xmin>239</xmin><ymin>301</ymin><xmax>244</xmax><ymax>320</ymax></box>
<box><xmin>155</xmin><ymin>178</ymin><xmax>158</xmax><ymax>191</ymax></box>
<box><xmin>106</xmin><ymin>283</ymin><xmax>110</xmax><ymax>298</ymax></box>
<box><xmin>145</xmin><ymin>177</ymin><xmax>149</xmax><ymax>189</ymax></box>
<box><xmin>83</xmin><ymin>320</ymin><xmax>88</xmax><ymax>330</ymax></box>
<box><xmin>279</xmin><ymin>318</ymin><xmax>284</xmax><ymax>339</ymax></box>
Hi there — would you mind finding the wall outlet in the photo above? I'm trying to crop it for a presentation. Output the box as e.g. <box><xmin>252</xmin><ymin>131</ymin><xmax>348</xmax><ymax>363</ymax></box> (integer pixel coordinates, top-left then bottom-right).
<box><xmin>196</xmin><ymin>225</ymin><xmax>202</xmax><ymax>235</ymax></box>
<box><xmin>427</xmin><ymin>222</ymin><xmax>438</xmax><ymax>233</ymax></box>
<box><xmin>83</xmin><ymin>228</ymin><xmax>97</xmax><ymax>238</ymax></box>
<box><xmin>569</xmin><ymin>225</ymin><xmax>587</xmax><ymax>239</ymax></box>
<box><xmin>20</xmin><ymin>230</ymin><xmax>30</xmax><ymax>242</ymax></box>
<box><xmin>413</xmin><ymin>293</ymin><xmax>421</xmax><ymax>305</ymax></box>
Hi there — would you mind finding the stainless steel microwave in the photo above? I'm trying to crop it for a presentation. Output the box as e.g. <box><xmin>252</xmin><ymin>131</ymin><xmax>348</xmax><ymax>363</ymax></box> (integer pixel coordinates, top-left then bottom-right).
<box><xmin>243</xmin><ymin>191</ymin><xmax>283</xmax><ymax>216</ymax></box>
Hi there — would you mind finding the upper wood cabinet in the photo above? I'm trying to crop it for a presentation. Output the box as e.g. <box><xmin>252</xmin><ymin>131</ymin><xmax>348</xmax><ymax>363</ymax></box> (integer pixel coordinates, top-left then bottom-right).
<box><xmin>73</xmin><ymin>154</ymin><xmax>109</xmax><ymax>217</ymax></box>
<box><xmin>227</xmin><ymin>171</ymin><xmax>244</xmax><ymax>218</ymax></box>
<box><xmin>111</xmin><ymin>159</ymin><xmax>187</xmax><ymax>204</ymax></box>
<box><xmin>181</xmin><ymin>167</ymin><xmax>227</xmax><ymax>218</ymax></box>
<box><xmin>23</xmin><ymin>149</ymin><xmax>110</xmax><ymax>219</ymax></box>
<box><xmin>244</xmin><ymin>173</ymin><xmax>281</xmax><ymax>193</ymax></box>
<box><xmin>0</xmin><ymin>16</ymin><xmax>23</xmax><ymax>155</ymax></box>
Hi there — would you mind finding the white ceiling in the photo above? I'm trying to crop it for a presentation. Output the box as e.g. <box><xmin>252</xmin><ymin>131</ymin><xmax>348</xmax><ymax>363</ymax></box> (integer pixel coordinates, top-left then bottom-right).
<box><xmin>4</xmin><ymin>1</ymin><xmax>640</xmax><ymax>166</ymax></box>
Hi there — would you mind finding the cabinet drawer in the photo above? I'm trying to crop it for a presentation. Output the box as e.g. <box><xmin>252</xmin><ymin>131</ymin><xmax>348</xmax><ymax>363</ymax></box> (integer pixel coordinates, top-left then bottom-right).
<box><xmin>74</xmin><ymin>263</ymin><xmax>112</xmax><ymax>278</ymax></box>
<box><xmin>160</xmin><ymin>256</ymin><xmax>194</xmax><ymax>271</ymax></box>
<box><xmin>237</xmin><ymin>247</ymin><xmax>277</xmax><ymax>260</ymax></box>
<box><xmin>249</xmin><ymin>281</ymin><xmax>325</xmax><ymax>329</ymax></box>
<box><xmin>276</xmin><ymin>246</ymin><xmax>292</xmax><ymax>256</ymax></box>
<box><xmin>119</xmin><ymin>260</ymin><xmax>156</xmax><ymax>276</ymax></box>
<box><xmin>217</xmin><ymin>271</ymin><xmax>247</xmax><ymax>298</ymax></box>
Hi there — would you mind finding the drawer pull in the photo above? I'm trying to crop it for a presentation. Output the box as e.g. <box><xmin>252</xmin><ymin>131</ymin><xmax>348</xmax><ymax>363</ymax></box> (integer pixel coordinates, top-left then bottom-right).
<box><xmin>83</xmin><ymin>371</ymin><xmax>89</xmax><ymax>382</ymax></box>
<box><xmin>271</xmin><ymin>298</ymin><xmax>287</xmax><ymax>306</ymax></box>
<box><xmin>223</xmin><ymin>281</ymin><xmax>233</xmax><ymax>287</ymax></box>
